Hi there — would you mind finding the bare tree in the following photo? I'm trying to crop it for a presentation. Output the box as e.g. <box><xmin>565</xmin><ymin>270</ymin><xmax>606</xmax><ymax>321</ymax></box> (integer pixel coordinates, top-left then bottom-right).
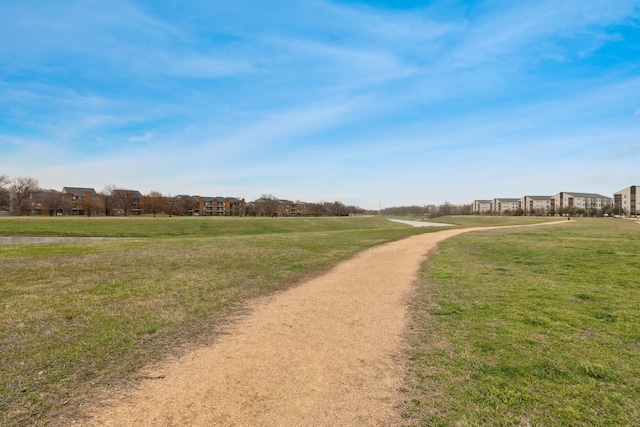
<box><xmin>171</xmin><ymin>195</ymin><xmax>200</xmax><ymax>216</ymax></box>
<box><xmin>345</xmin><ymin>204</ymin><xmax>364</xmax><ymax>216</ymax></box>
<box><xmin>102</xmin><ymin>185</ymin><xmax>120</xmax><ymax>216</ymax></box>
<box><xmin>256</xmin><ymin>194</ymin><xmax>281</xmax><ymax>217</ymax></box>
<box><xmin>307</xmin><ymin>202</ymin><xmax>329</xmax><ymax>216</ymax></box>
<box><xmin>0</xmin><ymin>174</ymin><xmax>9</xmax><ymax>211</ymax></box>
<box><xmin>9</xmin><ymin>176</ymin><xmax>39</xmax><ymax>215</ymax></box>
<box><xmin>103</xmin><ymin>186</ymin><xmax>141</xmax><ymax>216</ymax></box>
<box><xmin>82</xmin><ymin>192</ymin><xmax>105</xmax><ymax>216</ymax></box>
<box><xmin>330</xmin><ymin>201</ymin><xmax>348</xmax><ymax>216</ymax></box>
<box><xmin>245</xmin><ymin>201</ymin><xmax>258</xmax><ymax>217</ymax></box>
<box><xmin>42</xmin><ymin>189</ymin><xmax>69</xmax><ymax>216</ymax></box>
<box><xmin>141</xmin><ymin>191</ymin><xmax>170</xmax><ymax>217</ymax></box>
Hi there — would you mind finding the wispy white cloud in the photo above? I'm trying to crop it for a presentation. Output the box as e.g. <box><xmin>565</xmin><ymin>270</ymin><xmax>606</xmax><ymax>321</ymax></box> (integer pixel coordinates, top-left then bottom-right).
<box><xmin>165</xmin><ymin>55</ymin><xmax>254</xmax><ymax>78</ymax></box>
<box><xmin>129</xmin><ymin>132</ymin><xmax>153</xmax><ymax>142</ymax></box>
<box><xmin>1</xmin><ymin>0</ymin><xmax>639</xmax><ymax>208</ymax></box>
<box><xmin>267</xmin><ymin>36</ymin><xmax>416</xmax><ymax>86</ymax></box>
<box><xmin>445</xmin><ymin>0</ymin><xmax>640</xmax><ymax>69</ymax></box>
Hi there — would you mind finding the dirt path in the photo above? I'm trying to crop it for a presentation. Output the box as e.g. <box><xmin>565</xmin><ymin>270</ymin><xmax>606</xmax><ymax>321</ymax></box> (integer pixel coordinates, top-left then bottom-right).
<box><xmin>83</xmin><ymin>224</ymin><xmax>564</xmax><ymax>426</ymax></box>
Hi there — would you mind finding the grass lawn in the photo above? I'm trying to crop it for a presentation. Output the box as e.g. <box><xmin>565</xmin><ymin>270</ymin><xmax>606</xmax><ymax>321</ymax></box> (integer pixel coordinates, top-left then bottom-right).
<box><xmin>402</xmin><ymin>218</ymin><xmax>640</xmax><ymax>426</ymax></box>
<box><xmin>0</xmin><ymin>215</ymin><xmax>442</xmax><ymax>426</ymax></box>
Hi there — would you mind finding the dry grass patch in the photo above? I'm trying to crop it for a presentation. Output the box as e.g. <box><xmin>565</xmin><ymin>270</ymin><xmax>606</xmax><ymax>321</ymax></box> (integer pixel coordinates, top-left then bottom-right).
<box><xmin>1</xmin><ymin>216</ymin><xmax>435</xmax><ymax>426</ymax></box>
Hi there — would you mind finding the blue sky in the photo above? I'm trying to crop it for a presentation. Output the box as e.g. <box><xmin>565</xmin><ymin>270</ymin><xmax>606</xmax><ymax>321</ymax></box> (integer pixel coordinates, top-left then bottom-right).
<box><xmin>1</xmin><ymin>0</ymin><xmax>639</xmax><ymax>209</ymax></box>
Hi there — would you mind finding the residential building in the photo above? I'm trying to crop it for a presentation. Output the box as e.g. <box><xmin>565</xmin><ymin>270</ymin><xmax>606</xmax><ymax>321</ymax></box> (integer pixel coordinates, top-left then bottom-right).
<box><xmin>199</xmin><ymin>196</ymin><xmax>246</xmax><ymax>216</ymax></box>
<box><xmin>550</xmin><ymin>192</ymin><xmax>612</xmax><ymax>215</ymax></box>
<box><xmin>273</xmin><ymin>200</ymin><xmax>309</xmax><ymax>216</ymax></box>
<box><xmin>227</xmin><ymin>197</ymin><xmax>245</xmax><ymax>216</ymax></box>
<box><xmin>613</xmin><ymin>186</ymin><xmax>640</xmax><ymax>217</ymax></box>
<box><xmin>199</xmin><ymin>196</ymin><xmax>217</xmax><ymax>216</ymax></box>
<box><xmin>520</xmin><ymin>196</ymin><xmax>551</xmax><ymax>216</ymax></box>
<box><xmin>173</xmin><ymin>195</ymin><xmax>199</xmax><ymax>216</ymax></box>
<box><xmin>278</xmin><ymin>199</ymin><xmax>293</xmax><ymax>216</ymax></box>
<box><xmin>109</xmin><ymin>189</ymin><xmax>142</xmax><ymax>216</ymax></box>
<box><xmin>27</xmin><ymin>191</ymin><xmax>57</xmax><ymax>216</ymax></box>
<box><xmin>291</xmin><ymin>201</ymin><xmax>308</xmax><ymax>216</ymax></box>
<box><xmin>472</xmin><ymin>200</ymin><xmax>492</xmax><ymax>214</ymax></box>
<box><xmin>62</xmin><ymin>187</ymin><xmax>97</xmax><ymax>215</ymax></box>
<box><xmin>492</xmin><ymin>198</ymin><xmax>519</xmax><ymax>215</ymax></box>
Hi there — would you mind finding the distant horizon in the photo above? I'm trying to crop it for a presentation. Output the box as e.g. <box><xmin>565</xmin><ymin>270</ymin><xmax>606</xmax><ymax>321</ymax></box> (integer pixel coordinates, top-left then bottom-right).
<box><xmin>3</xmin><ymin>175</ymin><xmax>634</xmax><ymax>210</ymax></box>
<box><xmin>2</xmin><ymin>1</ymin><xmax>639</xmax><ymax>210</ymax></box>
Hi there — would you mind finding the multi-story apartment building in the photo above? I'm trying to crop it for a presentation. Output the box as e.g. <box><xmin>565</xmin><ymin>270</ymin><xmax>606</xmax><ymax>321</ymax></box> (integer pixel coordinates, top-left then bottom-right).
<box><xmin>492</xmin><ymin>198</ymin><xmax>519</xmax><ymax>215</ymax></box>
<box><xmin>27</xmin><ymin>190</ymin><xmax>68</xmax><ymax>216</ymax></box>
<box><xmin>472</xmin><ymin>200</ymin><xmax>492</xmax><ymax>214</ymax></box>
<box><xmin>613</xmin><ymin>186</ymin><xmax>639</xmax><ymax>216</ymax></box>
<box><xmin>172</xmin><ymin>195</ymin><xmax>199</xmax><ymax>216</ymax></box>
<box><xmin>278</xmin><ymin>199</ymin><xmax>293</xmax><ymax>216</ymax></box>
<box><xmin>109</xmin><ymin>189</ymin><xmax>142</xmax><ymax>216</ymax></box>
<box><xmin>291</xmin><ymin>201</ymin><xmax>308</xmax><ymax>216</ymax></box>
<box><xmin>199</xmin><ymin>196</ymin><xmax>218</xmax><ymax>216</ymax></box>
<box><xmin>62</xmin><ymin>187</ymin><xmax>98</xmax><ymax>215</ymax></box>
<box><xmin>199</xmin><ymin>196</ymin><xmax>245</xmax><ymax>216</ymax></box>
<box><xmin>550</xmin><ymin>192</ymin><xmax>612</xmax><ymax>215</ymax></box>
<box><xmin>520</xmin><ymin>196</ymin><xmax>551</xmax><ymax>216</ymax></box>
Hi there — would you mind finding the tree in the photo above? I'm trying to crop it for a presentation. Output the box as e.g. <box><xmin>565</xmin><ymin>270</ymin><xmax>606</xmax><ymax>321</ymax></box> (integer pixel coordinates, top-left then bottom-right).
<box><xmin>82</xmin><ymin>193</ymin><xmax>105</xmax><ymax>216</ymax></box>
<box><xmin>330</xmin><ymin>201</ymin><xmax>348</xmax><ymax>216</ymax></box>
<box><xmin>41</xmin><ymin>189</ymin><xmax>69</xmax><ymax>216</ymax></box>
<box><xmin>256</xmin><ymin>194</ymin><xmax>281</xmax><ymax>217</ymax></box>
<box><xmin>601</xmin><ymin>204</ymin><xmax>615</xmax><ymax>217</ymax></box>
<box><xmin>8</xmin><ymin>176</ymin><xmax>39</xmax><ymax>215</ymax></box>
<box><xmin>141</xmin><ymin>191</ymin><xmax>170</xmax><ymax>217</ymax></box>
<box><xmin>438</xmin><ymin>201</ymin><xmax>454</xmax><ymax>217</ymax></box>
<box><xmin>103</xmin><ymin>186</ymin><xmax>141</xmax><ymax>216</ymax></box>
<box><xmin>102</xmin><ymin>185</ymin><xmax>120</xmax><ymax>216</ymax></box>
<box><xmin>169</xmin><ymin>195</ymin><xmax>200</xmax><ymax>216</ymax></box>
<box><xmin>307</xmin><ymin>202</ymin><xmax>329</xmax><ymax>216</ymax></box>
<box><xmin>0</xmin><ymin>174</ymin><xmax>9</xmax><ymax>211</ymax></box>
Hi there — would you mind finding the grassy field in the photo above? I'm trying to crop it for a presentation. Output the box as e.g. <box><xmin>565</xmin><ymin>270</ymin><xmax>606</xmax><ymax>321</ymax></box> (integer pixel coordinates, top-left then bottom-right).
<box><xmin>0</xmin><ymin>215</ymin><xmax>443</xmax><ymax>426</ymax></box>
<box><xmin>425</xmin><ymin>215</ymin><xmax>563</xmax><ymax>227</ymax></box>
<box><xmin>6</xmin><ymin>214</ymin><xmax>635</xmax><ymax>426</ymax></box>
<box><xmin>402</xmin><ymin>217</ymin><xmax>640</xmax><ymax>426</ymax></box>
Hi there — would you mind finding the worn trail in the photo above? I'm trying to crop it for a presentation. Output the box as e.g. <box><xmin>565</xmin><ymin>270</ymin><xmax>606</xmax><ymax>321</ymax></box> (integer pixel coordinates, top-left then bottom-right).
<box><xmin>85</xmin><ymin>224</ymin><xmax>563</xmax><ymax>426</ymax></box>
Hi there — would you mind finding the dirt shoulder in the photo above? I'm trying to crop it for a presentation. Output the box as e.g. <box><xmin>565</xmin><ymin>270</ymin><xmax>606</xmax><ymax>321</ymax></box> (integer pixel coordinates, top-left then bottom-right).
<box><xmin>82</xmin><ymin>223</ymin><xmax>566</xmax><ymax>426</ymax></box>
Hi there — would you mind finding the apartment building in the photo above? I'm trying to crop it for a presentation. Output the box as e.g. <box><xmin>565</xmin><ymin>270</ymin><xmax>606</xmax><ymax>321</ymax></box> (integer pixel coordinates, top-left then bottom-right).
<box><xmin>279</xmin><ymin>200</ymin><xmax>310</xmax><ymax>216</ymax></box>
<box><xmin>550</xmin><ymin>192</ymin><xmax>612</xmax><ymax>215</ymax></box>
<box><xmin>199</xmin><ymin>196</ymin><xmax>246</xmax><ymax>216</ymax></box>
<box><xmin>62</xmin><ymin>187</ymin><xmax>98</xmax><ymax>215</ymax></box>
<box><xmin>613</xmin><ymin>186</ymin><xmax>640</xmax><ymax>216</ymax></box>
<box><xmin>172</xmin><ymin>195</ymin><xmax>199</xmax><ymax>216</ymax></box>
<box><xmin>199</xmin><ymin>196</ymin><xmax>218</xmax><ymax>216</ymax></box>
<box><xmin>472</xmin><ymin>200</ymin><xmax>492</xmax><ymax>214</ymax></box>
<box><xmin>292</xmin><ymin>201</ymin><xmax>309</xmax><ymax>216</ymax></box>
<box><xmin>520</xmin><ymin>196</ymin><xmax>551</xmax><ymax>216</ymax></box>
<box><xmin>492</xmin><ymin>198</ymin><xmax>519</xmax><ymax>215</ymax></box>
<box><xmin>109</xmin><ymin>189</ymin><xmax>142</xmax><ymax>216</ymax></box>
<box><xmin>278</xmin><ymin>200</ymin><xmax>293</xmax><ymax>216</ymax></box>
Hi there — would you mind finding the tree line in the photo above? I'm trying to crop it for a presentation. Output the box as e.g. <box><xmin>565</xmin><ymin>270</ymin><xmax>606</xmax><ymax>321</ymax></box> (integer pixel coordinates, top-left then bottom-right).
<box><xmin>0</xmin><ymin>175</ymin><xmax>365</xmax><ymax>217</ymax></box>
<box><xmin>380</xmin><ymin>202</ymin><xmax>472</xmax><ymax>217</ymax></box>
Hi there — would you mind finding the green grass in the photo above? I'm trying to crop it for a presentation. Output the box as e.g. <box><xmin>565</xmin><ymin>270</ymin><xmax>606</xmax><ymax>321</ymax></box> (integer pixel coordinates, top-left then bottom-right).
<box><xmin>0</xmin><ymin>215</ymin><xmax>412</xmax><ymax>238</ymax></box>
<box><xmin>0</xmin><ymin>215</ymin><xmax>444</xmax><ymax>426</ymax></box>
<box><xmin>402</xmin><ymin>218</ymin><xmax>640</xmax><ymax>426</ymax></box>
<box><xmin>388</xmin><ymin>215</ymin><xmax>562</xmax><ymax>228</ymax></box>
<box><xmin>429</xmin><ymin>215</ymin><xmax>563</xmax><ymax>227</ymax></box>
